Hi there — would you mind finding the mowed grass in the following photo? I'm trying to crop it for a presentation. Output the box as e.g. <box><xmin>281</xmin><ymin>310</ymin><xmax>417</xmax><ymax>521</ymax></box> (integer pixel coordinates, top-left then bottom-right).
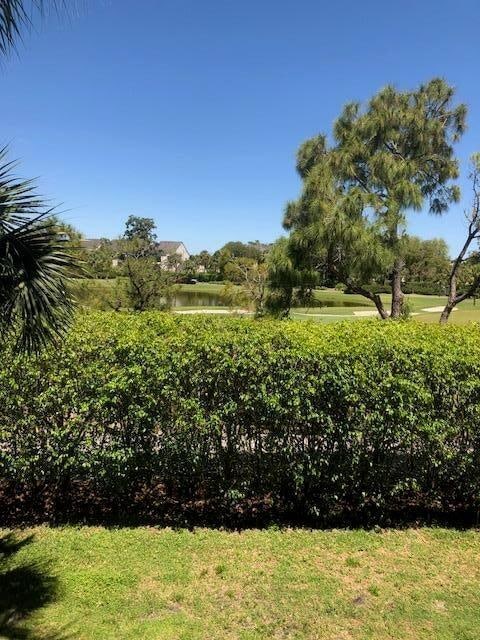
<box><xmin>179</xmin><ymin>285</ymin><xmax>480</xmax><ymax>324</ymax></box>
<box><xmin>2</xmin><ymin>527</ymin><xmax>480</xmax><ymax>640</ymax></box>
<box><xmin>293</xmin><ymin>289</ymin><xmax>480</xmax><ymax>324</ymax></box>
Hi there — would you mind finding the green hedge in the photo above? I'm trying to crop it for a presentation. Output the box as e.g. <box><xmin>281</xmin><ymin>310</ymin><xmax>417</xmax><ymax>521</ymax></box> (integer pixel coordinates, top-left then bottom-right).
<box><xmin>1</xmin><ymin>312</ymin><xmax>480</xmax><ymax>524</ymax></box>
<box><xmin>366</xmin><ymin>282</ymin><xmax>446</xmax><ymax>295</ymax></box>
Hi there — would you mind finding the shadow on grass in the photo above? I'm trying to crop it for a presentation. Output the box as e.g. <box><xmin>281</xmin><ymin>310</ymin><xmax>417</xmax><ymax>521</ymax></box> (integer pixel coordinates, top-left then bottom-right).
<box><xmin>0</xmin><ymin>533</ymin><xmax>70</xmax><ymax>640</ymax></box>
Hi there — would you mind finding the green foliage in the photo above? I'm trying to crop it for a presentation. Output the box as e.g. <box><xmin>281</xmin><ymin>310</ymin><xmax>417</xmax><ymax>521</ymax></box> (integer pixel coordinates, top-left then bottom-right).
<box><xmin>266</xmin><ymin>237</ymin><xmax>320</xmax><ymax>316</ymax></box>
<box><xmin>220</xmin><ymin>281</ymin><xmax>248</xmax><ymax>308</ymax></box>
<box><xmin>223</xmin><ymin>258</ymin><xmax>269</xmax><ymax>315</ymax></box>
<box><xmin>457</xmin><ymin>256</ymin><xmax>480</xmax><ymax>295</ymax></box>
<box><xmin>123</xmin><ymin>215</ymin><xmax>157</xmax><ymax>243</ymax></box>
<box><xmin>124</xmin><ymin>259</ymin><xmax>176</xmax><ymax>311</ymax></box>
<box><xmin>403</xmin><ymin>236</ymin><xmax>450</xmax><ymax>290</ymax></box>
<box><xmin>115</xmin><ymin>237</ymin><xmax>178</xmax><ymax>311</ymax></box>
<box><xmin>399</xmin><ymin>297</ymin><xmax>413</xmax><ymax>320</ymax></box>
<box><xmin>369</xmin><ymin>281</ymin><xmax>446</xmax><ymax>296</ymax></box>
<box><xmin>218</xmin><ymin>241</ymin><xmax>267</xmax><ymax>261</ymax></box>
<box><xmin>1</xmin><ymin>313</ymin><xmax>480</xmax><ymax>522</ymax></box>
<box><xmin>83</xmin><ymin>239</ymin><xmax>118</xmax><ymax>279</ymax></box>
<box><xmin>0</xmin><ymin>148</ymin><xmax>79</xmax><ymax>351</ymax></box>
<box><xmin>215</xmin><ymin>241</ymin><xmax>271</xmax><ymax>281</ymax></box>
<box><xmin>284</xmin><ymin>79</ymin><xmax>466</xmax><ymax>318</ymax></box>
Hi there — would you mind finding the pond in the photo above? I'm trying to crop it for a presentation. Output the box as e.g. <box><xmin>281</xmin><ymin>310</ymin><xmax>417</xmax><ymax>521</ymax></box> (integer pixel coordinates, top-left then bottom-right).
<box><xmin>173</xmin><ymin>290</ymin><xmax>371</xmax><ymax>308</ymax></box>
<box><xmin>173</xmin><ymin>291</ymin><xmax>226</xmax><ymax>307</ymax></box>
<box><xmin>304</xmin><ymin>298</ymin><xmax>371</xmax><ymax>308</ymax></box>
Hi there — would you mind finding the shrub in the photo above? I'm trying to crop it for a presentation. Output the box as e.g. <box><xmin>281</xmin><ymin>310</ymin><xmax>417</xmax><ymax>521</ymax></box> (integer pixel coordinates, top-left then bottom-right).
<box><xmin>1</xmin><ymin>312</ymin><xmax>480</xmax><ymax>524</ymax></box>
<box><xmin>403</xmin><ymin>280</ymin><xmax>446</xmax><ymax>295</ymax></box>
<box><xmin>195</xmin><ymin>272</ymin><xmax>223</xmax><ymax>283</ymax></box>
<box><xmin>367</xmin><ymin>281</ymin><xmax>446</xmax><ymax>296</ymax></box>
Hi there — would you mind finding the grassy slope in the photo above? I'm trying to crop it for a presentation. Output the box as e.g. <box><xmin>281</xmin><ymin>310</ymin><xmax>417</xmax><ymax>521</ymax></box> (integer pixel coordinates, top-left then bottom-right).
<box><xmin>2</xmin><ymin>527</ymin><xmax>480</xmax><ymax>640</ymax></box>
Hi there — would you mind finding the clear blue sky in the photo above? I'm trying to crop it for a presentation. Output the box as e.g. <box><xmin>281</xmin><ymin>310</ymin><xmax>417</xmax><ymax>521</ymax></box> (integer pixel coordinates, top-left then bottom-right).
<box><xmin>1</xmin><ymin>0</ymin><xmax>479</xmax><ymax>254</ymax></box>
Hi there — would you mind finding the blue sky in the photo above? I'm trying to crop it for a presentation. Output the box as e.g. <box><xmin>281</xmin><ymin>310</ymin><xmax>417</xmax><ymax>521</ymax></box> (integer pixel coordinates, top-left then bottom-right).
<box><xmin>1</xmin><ymin>0</ymin><xmax>479</xmax><ymax>254</ymax></box>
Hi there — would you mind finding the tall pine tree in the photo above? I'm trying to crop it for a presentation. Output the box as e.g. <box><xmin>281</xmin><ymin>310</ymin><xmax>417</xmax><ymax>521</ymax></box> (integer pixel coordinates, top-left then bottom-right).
<box><xmin>284</xmin><ymin>78</ymin><xmax>466</xmax><ymax>318</ymax></box>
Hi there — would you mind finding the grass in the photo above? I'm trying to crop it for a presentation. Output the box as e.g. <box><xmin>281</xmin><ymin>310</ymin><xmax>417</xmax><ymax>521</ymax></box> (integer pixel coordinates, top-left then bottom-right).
<box><xmin>1</xmin><ymin>527</ymin><xmax>480</xmax><ymax>639</ymax></box>
<box><xmin>72</xmin><ymin>280</ymin><xmax>480</xmax><ymax>324</ymax></box>
<box><xmin>292</xmin><ymin>289</ymin><xmax>480</xmax><ymax>324</ymax></box>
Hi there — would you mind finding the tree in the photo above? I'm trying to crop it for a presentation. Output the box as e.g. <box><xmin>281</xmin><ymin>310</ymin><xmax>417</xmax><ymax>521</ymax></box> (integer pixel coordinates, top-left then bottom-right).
<box><xmin>123</xmin><ymin>215</ymin><xmax>157</xmax><ymax>243</ymax></box>
<box><xmin>165</xmin><ymin>252</ymin><xmax>183</xmax><ymax>274</ymax></box>
<box><xmin>213</xmin><ymin>247</ymin><xmax>234</xmax><ymax>279</ymax></box>
<box><xmin>84</xmin><ymin>239</ymin><xmax>117</xmax><ymax>279</ymax></box>
<box><xmin>189</xmin><ymin>250</ymin><xmax>216</xmax><ymax>275</ymax></box>
<box><xmin>182</xmin><ymin>255</ymin><xmax>199</xmax><ymax>277</ymax></box>
<box><xmin>440</xmin><ymin>154</ymin><xmax>480</xmax><ymax>323</ymax></box>
<box><xmin>266</xmin><ymin>237</ymin><xmax>318</xmax><ymax>317</ymax></box>
<box><xmin>224</xmin><ymin>258</ymin><xmax>267</xmax><ymax>316</ymax></box>
<box><xmin>0</xmin><ymin>149</ymin><xmax>77</xmax><ymax>350</ymax></box>
<box><xmin>117</xmin><ymin>238</ymin><xmax>176</xmax><ymax>311</ymax></box>
<box><xmin>219</xmin><ymin>241</ymin><xmax>263</xmax><ymax>261</ymax></box>
<box><xmin>285</xmin><ymin>79</ymin><xmax>466</xmax><ymax>319</ymax></box>
<box><xmin>403</xmin><ymin>236</ymin><xmax>450</xmax><ymax>293</ymax></box>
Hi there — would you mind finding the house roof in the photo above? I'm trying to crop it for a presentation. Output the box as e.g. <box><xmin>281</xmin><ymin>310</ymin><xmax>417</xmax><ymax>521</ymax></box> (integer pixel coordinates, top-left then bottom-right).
<box><xmin>156</xmin><ymin>241</ymin><xmax>185</xmax><ymax>254</ymax></box>
<box><xmin>81</xmin><ymin>238</ymin><xmax>189</xmax><ymax>257</ymax></box>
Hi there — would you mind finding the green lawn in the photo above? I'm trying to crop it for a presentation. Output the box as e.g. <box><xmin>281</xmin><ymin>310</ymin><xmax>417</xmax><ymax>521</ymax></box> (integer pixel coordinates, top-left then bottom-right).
<box><xmin>178</xmin><ymin>285</ymin><xmax>480</xmax><ymax>324</ymax></box>
<box><xmin>2</xmin><ymin>527</ymin><xmax>480</xmax><ymax>639</ymax></box>
<box><xmin>292</xmin><ymin>289</ymin><xmax>480</xmax><ymax>324</ymax></box>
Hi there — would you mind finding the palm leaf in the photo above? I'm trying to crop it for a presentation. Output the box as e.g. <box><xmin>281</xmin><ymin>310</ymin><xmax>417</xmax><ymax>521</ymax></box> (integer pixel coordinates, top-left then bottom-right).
<box><xmin>0</xmin><ymin>147</ymin><xmax>79</xmax><ymax>351</ymax></box>
<box><xmin>0</xmin><ymin>0</ymin><xmax>65</xmax><ymax>56</ymax></box>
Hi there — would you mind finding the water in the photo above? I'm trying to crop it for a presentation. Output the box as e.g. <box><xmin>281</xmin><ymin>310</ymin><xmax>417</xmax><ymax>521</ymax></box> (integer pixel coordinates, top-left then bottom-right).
<box><xmin>173</xmin><ymin>291</ymin><xmax>226</xmax><ymax>307</ymax></box>
<box><xmin>172</xmin><ymin>290</ymin><xmax>371</xmax><ymax>308</ymax></box>
<box><xmin>302</xmin><ymin>298</ymin><xmax>370</xmax><ymax>309</ymax></box>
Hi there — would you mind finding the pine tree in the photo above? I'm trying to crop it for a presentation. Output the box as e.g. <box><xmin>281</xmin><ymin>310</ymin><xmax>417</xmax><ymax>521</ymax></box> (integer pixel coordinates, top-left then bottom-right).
<box><xmin>285</xmin><ymin>79</ymin><xmax>466</xmax><ymax>318</ymax></box>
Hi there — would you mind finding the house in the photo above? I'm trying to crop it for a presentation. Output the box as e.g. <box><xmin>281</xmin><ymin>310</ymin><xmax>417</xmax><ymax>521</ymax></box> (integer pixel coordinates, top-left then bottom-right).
<box><xmin>81</xmin><ymin>238</ymin><xmax>190</xmax><ymax>271</ymax></box>
<box><xmin>157</xmin><ymin>241</ymin><xmax>190</xmax><ymax>262</ymax></box>
<box><xmin>156</xmin><ymin>241</ymin><xmax>190</xmax><ymax>270</ymax></box>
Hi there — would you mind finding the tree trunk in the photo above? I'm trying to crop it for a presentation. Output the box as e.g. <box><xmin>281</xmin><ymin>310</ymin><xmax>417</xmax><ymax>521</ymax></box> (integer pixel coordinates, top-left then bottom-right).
<box><xmin>440</xmin><ymin>273</ymin><xmax>457</xmax><ymax>324</ymax></box>
<box><xmin>349</xmin><ymin>284</ymin><xmax>389</xmax><ymax>319</ymax></box>
<box><xmin>390</xmin><ymin>257</ymin><xmax>404</xmax><ymax>319</ymax></box>
<box><xmin>439</xmin><ymin>162</ymin><xmax>480</xmax><ymax>323</ymax></box>
<box><xmin>372</xmin><ymin>293</ymin><xmax>389</xmax><ymax>320</ymax></box>
<box><xmin>439</xmin><ymin>304</ymin><xmax>455</xmax><ymax>324</ymax></box>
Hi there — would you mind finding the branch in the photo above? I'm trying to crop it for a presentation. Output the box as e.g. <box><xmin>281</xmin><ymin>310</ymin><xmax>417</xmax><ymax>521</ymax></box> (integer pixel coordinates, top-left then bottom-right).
<box><xmin>454</xmin><ymin>272</ymin><xmax>480</xmax><ymax>305</ymax></box>
<box><xmin>345</xmin><ymin>280</ymin><xmax>389</xmax><ymax>319</ymax></box>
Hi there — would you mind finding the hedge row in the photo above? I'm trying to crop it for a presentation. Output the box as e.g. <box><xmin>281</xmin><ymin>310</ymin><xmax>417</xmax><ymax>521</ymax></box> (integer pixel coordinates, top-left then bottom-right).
<box><xmin>1</xmin><ymin>312</ymin><xmax>480</xmax><ymax>524</ymax></box>
<box><xmin>365</xmin><ymin>281</ymin><xmax>446</xmax><ymax>296</ymax></box>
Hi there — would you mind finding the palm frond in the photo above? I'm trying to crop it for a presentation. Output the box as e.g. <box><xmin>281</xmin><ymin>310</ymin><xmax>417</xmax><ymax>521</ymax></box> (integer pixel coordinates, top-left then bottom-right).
<box><xmin>0</xmin><ymin>147</ymin><xmax>79</xmax><ymax>351</ymax></box>
<box><xmin>0</xmin><ymin>0</ymin><xmax>65</xmax><ymax>56</ymax></box>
